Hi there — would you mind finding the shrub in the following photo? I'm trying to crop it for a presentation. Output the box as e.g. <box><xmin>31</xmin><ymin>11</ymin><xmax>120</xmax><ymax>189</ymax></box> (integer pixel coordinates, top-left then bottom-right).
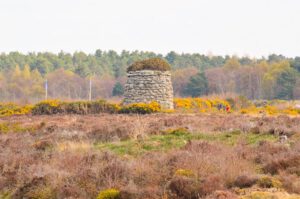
<box><xmin>119</xmin><ymin>101</ymin><xmax>161</xmax><ymax>114</ymax></box>
<box><xmin>0</xmin><ymin>122</ymin><xmax>36</xmax><ymax>134</ymax></box>
<box><xmin>167</xmin><ymin>176</ymin><xmax>200</xmax><ymax>199</ymax></box>
<box><xmin>90</xmin><ymin>100</ymin><xmax>120</xmax><ymax>114</ymax></box>
<box><xmin>262</xmin><ymin>154</ymin><xmax>300</xmax><ymax>175</ymax></box>
<box><xmin>233</xmin><ymin>175</ymin><xmax>257</xmax><ymax>188</ymax></box>
<box><xmin>257</xmin><ymin>176</ymin><xmax>282</xmax><ymax>188</ymax></box>
<box><xmin>173</xmin><ymin>98</ymin><xmax>230</xmax><ymax>112</ymax></box>
<box><xmin>59</xmin><ymin>101</ymin><xmax>89</xmax><ymax>114</ymax></box>
<box><xmin>175</xmin><ymin>169</ymin><xmax>195</xmax><ymax>178</ymax></box>
<box><xmin>32</xmin><ymin>100</ymin><xmax>61</xmax><ymax>115</ymax></box>
<box><xmin>163</xmin><ymin>127</ymin><xmax>190</xmax><ymax>136</ymax></box>
<box><xmin>279</xmin><ymin>173</ymin><xmax>300</xmax><ymax>194</ymax></box>
<box><xmin>25</xmin><ymin>186</ymin><xmax>56</xmax><ymax>199</ymax></box>
<box><xmin>173</xmin><ymin>98</ymin><xmax>193</xmax><ymax>110</ymax></box>
<box><xmin>0</xmin><ymin>191</ymin><xmax>11</xmax><ymax>199</ymax></box>
<box><xmin>198</xmin><ymin>175</ymin><xmax>224</xmax><ymax>196</ymax></box>
<box><xmin>32</xmin><ymin>100</ymin><xmax>120</xmax><ymax>115</ymax></box>
<box><xmin>127</xmin><ymin>58</ymin><xmax>171</xmax><ymax>72</ymax></box>
<box><xmin>0</xmin><ymin>103</ymin><xmax>32</xmax><ymax>117</ymax></box>
<box><xmin>97</xmin><ymin>188</ymin><xmax>120</xmax><ymax>199</ymax></box>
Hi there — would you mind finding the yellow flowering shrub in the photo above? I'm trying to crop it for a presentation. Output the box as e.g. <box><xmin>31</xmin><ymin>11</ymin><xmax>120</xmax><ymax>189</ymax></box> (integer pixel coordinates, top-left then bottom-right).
<box><xmin>32</xmin><ymin>100</ymin><xmax>120</xmax><ymax>115</ymax></box>
<box><xmin>240</xmin><ymin>106</ymin><xmax>260</xmax><ymax>115</ymax></box>
<box><xmin>0</xmin><ymin>103</ymin><xmax>32</xmax><ymax>117</ymax></box>
<box><xmin>1</xmin><ymin>98</ymin><xmax>298</xmax><ymax>116</ymax></box>
<box><xmin>257</xmin><ymin>176</ymin><xmax>282</xmax><ymax>188</ymax></box>
<box><xmin>90</xmin><ymin>100</ymin><xmax>120</xmax><ymax>114</ymax></box>
<box><xmin>175</xmin><ymin>169</ymin><xmax>195</xmax><ymax>177</ymax></box>
<box><xmin>0</xmin><ymin>122</ymin><xmax>36</xmax><ymax>134</ymax></box>
<box><xmin>264</xmin><ymin>105</ymin><xmax>279</xmax><ymax>115</ymax></box>
<box><xmin>282</xmin><ymin>107</ymin><xmax>299</xmax><ymax>116</ymax></box>
<box><xmin>174</xmin><ymin>98</ymin><xmax>192</xmax><ymax>110</ymax></box>
<box><xmin>119</xmin><ymin>101</ymin><xmax>161</xmax><ymax>114</ymax></box>
<box><xmin>174</xmin><ymin>98</ymin><xmax>229</xmax><ymax>113</ymax></box>
<box><xmin>97</xmin><ymin>188</ymin><xmax>120</xmax><ymax>199</ymax></box>
<box><xmin>25</xmin><ymin>186</ymin><xmax>55</xmax><ymax>199</ymax></box>
<box><xmin>32</xmin><ymin>100</ymin><xmax>61</xmax><ymax>115</ymax></box>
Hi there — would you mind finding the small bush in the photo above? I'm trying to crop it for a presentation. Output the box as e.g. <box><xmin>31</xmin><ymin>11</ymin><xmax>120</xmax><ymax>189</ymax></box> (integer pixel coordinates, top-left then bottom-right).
<box><xmin>175</xmin><ymin>169</ymin><xmax>195</xmax><ymax>178</ymax></box>
<box><xmin>233</xmin><ymin>175</ymin><xmax>257</xmax><ymax>188</ymax></box>
<box><xmin>257</xmin><ymin>176</ymin><xmax>282</xmax><ymax>188</ymax></box>
<box><xmin>25</xmin><ymin>186</ymin><xmax>56</xmax><ymax>199</ymax></box>
<box><xmin>32</xmin><ymin>100</ymin><xmax>61</xmax><ymax>115</ymax></box>
<box><xmin>127</xmin><ymin>58</ymin><xmax>171</xmax><ymax>72</ymax></box>
<box><xmin>90</xmin><ymin>100</ymin><xmax>120</xmax><ymax>114</ymax></box>
<box><xmin>199</xmin><ymin>175</ymin><xmax>224</xmax><ymax>196</ymax></box>
<box><xmin>97</xmin><ymin>188</ymin><xmax>120</xmax><ymax>199</ymax></box>
<box><xmin>59</xmin><ymin>101</ymin><xmax>89</xmax><ymax>114</ymax></box>
<box><xmin>162</xmin><ymin>127</ymin><xmax>190</xmax><ymax>136</ymax></box>
<box><xmin>0</xmin><ymin>191</ymin><xmax>11</xmax><ymax>199</ymax></box>
<box><xmin>261</xmin><ymin>152</ymin><xmax>300</xmax><ymax>175</ymax></box>
<box><xmin>279</xmin><ymin>173</ymin><xmax>300</xmax><ymax>194</ymax></box>
<box><xmin>0</xmin><ymin>122</ymin><xmax>36</xmax><ymax>134</ymax></box>
<box><xmin>119</xmin><ymin>101</ymin><xmax>161</xmax><ymax>114</ymax></box>
<box><xmin>167</xmin><ymin>176</ymin><xmax>199</xmax><ymax>199</ymax></box>
<box><xmin>32</xmin><ymin>100</ymin><xmax>120</xmax><ymax>115</ymax></box>
<box><xmin>0</xmin><ymin>103</ymin><xmax>32</xmax><ymax>117</ymax></box>
<box><xmin>173</xmin><ymin>98</ymin><xmax>230</xmax><ymax>112</ymax></box>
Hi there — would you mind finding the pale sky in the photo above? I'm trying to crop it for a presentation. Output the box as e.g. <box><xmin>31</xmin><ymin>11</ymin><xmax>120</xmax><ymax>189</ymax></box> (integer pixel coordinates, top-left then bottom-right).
<box><xmin>0</xmin><ymin>0</ymin><xmax>299</xmax><ymax>57</ymax></box>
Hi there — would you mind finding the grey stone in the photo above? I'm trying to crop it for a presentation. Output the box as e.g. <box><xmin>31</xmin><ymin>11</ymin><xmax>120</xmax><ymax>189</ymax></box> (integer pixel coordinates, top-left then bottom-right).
<box><xmin>124</xmin><ymin>70</ymin><xmax>174</xmax><ymax>109</ymax></box>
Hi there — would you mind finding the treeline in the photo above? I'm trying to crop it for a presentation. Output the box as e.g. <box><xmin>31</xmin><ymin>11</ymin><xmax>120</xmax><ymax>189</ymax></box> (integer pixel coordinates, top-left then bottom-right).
<box><xmin>186</xmin><ymin>58</ymin><xmax>300</xmax><ymax>100</ymax></box>
<box><xmin>0</xmin><ymin>50</ymin><xmax>300</xmax><ymax>102</ymax></box>
<box><xmin>0</xmin><ymin>50</ymin><xmax>229</xmax><ymax>77</ymax></box>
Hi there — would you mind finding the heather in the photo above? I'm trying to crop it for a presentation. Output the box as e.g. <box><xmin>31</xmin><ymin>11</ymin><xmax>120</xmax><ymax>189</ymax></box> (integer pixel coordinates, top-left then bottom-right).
<box><xmin>1</xmin><ymin>113</ymin><xmax>300</xmax><ymax>198</ymax></box>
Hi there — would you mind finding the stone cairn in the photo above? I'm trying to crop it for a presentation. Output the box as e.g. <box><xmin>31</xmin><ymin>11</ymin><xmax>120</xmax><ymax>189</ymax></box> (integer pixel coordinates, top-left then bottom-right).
<box><xmin>123</xmin><ymin>58</ymin><xmax>174</xmax><ymax>109</ymax></box>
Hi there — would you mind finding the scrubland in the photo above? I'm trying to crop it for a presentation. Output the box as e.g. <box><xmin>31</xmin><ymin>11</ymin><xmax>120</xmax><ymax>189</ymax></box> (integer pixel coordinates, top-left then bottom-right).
<box><xmin>1</xmin><ymin>112</ymin><xmax>300</xmax><ymax>199</ymax></box>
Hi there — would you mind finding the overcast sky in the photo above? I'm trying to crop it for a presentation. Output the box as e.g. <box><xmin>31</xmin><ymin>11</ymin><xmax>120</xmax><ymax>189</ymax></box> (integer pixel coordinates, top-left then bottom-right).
<box><xmin>0</xmin><ymin>0</ymin><xmax>299</xmax><ymax>57</ymax></box>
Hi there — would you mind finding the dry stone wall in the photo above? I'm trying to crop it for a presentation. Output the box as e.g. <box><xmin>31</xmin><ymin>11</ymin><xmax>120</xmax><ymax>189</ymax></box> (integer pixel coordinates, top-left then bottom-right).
<box><xmin>124</xmin><ymin>70</ymin><xmax>174</xmax><ymax>109</ymax></box>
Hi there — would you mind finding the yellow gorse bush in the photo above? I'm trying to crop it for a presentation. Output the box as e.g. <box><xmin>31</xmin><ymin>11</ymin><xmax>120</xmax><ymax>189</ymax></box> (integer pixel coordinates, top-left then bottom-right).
<box><xmin>0</xmin><ymin>103</ymin><xmax>32</xmax><ymax>117</ymax></box>
<box><xmin>257</xmin><ymin>176</ymin><xmax>282</xmax><ymax>188</ymax></box>
<box><xmin>175</xmin><ymin>169</ymin><xmax>195</xmax><ymax>178</ymax></box>
<box><xmin>32</xmin><ymin>100</ymin><xmax>62</xmax><ymax>115</ymax></box>
<box><xmin>97</xmin><ymin>188</ymin><xmax>120</xmax><ymax>199</ymax></box>
<box><xmin>174</xmin><ymin>98</ymin><xmax>229</xmax><ymax>112</ymax></box>
<box><xmin>0</xmin><ymin>98</ymin><xmax>299</xmax><ymax>116</ymax></box>
<box><xmin>119</xmin><ymin>101</ymin><xmax>161</xmax><ymax>114</ymax></box>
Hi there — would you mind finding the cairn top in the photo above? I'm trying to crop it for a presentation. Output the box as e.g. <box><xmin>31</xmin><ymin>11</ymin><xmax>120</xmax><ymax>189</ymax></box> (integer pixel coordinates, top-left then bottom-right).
<box><xmin>127</xmin><ymin>58</ymin><xmax>171</xmax><ymax>72</ymax></box>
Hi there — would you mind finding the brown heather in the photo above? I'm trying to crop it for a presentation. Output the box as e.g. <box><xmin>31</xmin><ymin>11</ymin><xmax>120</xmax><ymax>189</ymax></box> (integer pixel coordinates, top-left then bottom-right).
<box><xmin>127</xmin><ymin>58</ymin><xmax>171</xmax><ymax>72</ymax></box>
<box><xmin>0</xmin><ymin>114</ymin><xmax>300</xmax><ymax>198</ymax></box>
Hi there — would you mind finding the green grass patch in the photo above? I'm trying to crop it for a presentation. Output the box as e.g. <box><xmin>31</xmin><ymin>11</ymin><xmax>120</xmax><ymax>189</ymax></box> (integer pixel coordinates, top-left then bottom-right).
<box><xmin>94</xmin><ymin>130</ymin><xmax>277</xmax><ymax>157</ymax></box>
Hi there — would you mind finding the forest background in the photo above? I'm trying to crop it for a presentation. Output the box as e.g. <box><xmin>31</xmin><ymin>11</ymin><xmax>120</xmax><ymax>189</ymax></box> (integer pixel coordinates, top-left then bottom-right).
<box><xmin>0</xmin><ymin>50</ymin><xmax>299</xmax><ymax>103</ymax></box>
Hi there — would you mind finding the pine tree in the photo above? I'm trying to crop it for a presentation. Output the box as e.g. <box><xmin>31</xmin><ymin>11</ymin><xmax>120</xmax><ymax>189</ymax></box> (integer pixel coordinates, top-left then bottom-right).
<box><xmin>112</xmin><ymin>82</ymin><xmax>124</xmax><ymax>96</ymax></box>
<box><xmin>183</xmin><ymin>72</ymin><xmax>208</xmax><ymax>97</ymax></box>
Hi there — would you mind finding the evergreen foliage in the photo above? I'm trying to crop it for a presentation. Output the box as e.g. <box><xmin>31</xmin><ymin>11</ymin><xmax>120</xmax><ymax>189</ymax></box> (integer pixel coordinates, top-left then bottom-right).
<box><xmin>112</xmin><ymin>82</ymin><xmax>124</xmax><ymax>96</ymax></box>
<box><xmin>183</xmin><ymin>72</ymin><xmax>209</xmax><ymax>97</ymax></box>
